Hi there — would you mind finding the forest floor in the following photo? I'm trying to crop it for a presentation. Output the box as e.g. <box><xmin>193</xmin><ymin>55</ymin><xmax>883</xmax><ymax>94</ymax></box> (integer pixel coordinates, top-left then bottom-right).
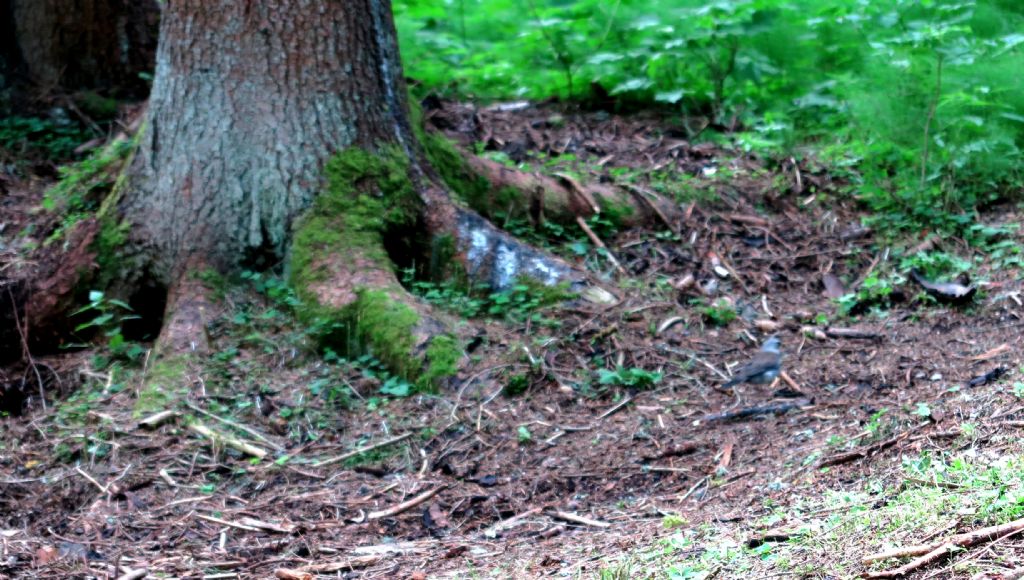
<box><xmin>3</xmin><ymin>101</ymin><xmax>1024</xmax><ymax>579</ymax></box>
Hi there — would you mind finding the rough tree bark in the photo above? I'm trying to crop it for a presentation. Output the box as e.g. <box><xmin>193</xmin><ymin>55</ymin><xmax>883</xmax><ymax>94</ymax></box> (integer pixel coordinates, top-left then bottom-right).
<box><xmin>10</xmin><ymin>0</ymin><xmax>159</xmax><ymax>94</ymax></box>
<box><xmin>98</xmin><ymin>0</ymin><xmax>616</xmax><ymax>405</ymax></box>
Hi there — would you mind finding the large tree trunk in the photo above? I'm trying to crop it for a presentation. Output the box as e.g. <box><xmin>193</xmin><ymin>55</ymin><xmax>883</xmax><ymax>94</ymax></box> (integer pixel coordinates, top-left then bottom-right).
<box><xmin>10</xmin><ymin>0</ymin><xmax>159</xmax><ymax>94</ymax></box>
<box><xmin>108</xmin><ymin>0</ymin><xmax>582</xmax><ymax>398</ymax></box>
<box><xmin>121</xmin><ymin>0</ymin><xmax>416</xmax><ymax>278</ymax></box>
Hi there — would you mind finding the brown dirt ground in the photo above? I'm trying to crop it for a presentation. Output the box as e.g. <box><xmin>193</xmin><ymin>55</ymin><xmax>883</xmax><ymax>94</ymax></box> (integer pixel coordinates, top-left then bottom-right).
<box><xmin>2</xmin><ymin>101</ymin><xmax>1024</xmax><ymax>579</ymax></box>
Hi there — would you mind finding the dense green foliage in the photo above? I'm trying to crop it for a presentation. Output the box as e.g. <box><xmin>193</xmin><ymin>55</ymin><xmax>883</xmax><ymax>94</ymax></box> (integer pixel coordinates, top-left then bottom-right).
<box><xmin>0</xmin><ymin>115</ymin><xmax>92</xmax><ymax>161</ymax></box>
<box><xmin>395</xmin><ymin>0</ymin><xmax>1024</xmax><ymax>232</ymax></box>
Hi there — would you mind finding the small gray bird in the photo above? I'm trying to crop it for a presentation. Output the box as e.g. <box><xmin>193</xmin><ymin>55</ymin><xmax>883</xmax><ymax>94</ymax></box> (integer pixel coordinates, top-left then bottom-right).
<box><xmin>722</xmin><ymin>335</ymin><xmax>782</xmax><ymax>388</ymax></box>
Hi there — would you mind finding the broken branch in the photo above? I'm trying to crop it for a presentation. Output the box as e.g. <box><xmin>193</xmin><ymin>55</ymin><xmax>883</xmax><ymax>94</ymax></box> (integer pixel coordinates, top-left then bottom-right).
<box><xmin>367</xmin><ymin>485</ymin><xmax>445</xmax><ymax>520</ymax></box>
<box><xmin>861</xmin><ymin>516</ymin><xmax>1024</xmax><ymax>578</ymax></box>
<box><xmin>546</xmin><ymin>510</ymin><xmax>611</xmax><ymax>528</ymax></box>
<box><xmin>188</xmin><ymin>422</ymin><xmax>268</xmax><ymax>459</ymax></box>
<box><xmin>576</xmin><ymin>216</ymin><xmax>626</xmax><ymax>274</ymax></box>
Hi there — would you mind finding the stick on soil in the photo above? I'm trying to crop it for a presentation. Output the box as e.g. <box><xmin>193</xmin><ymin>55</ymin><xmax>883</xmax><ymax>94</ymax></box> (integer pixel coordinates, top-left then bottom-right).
<box><xmin>546</xmin><ymin>510</ymin><xmax>612</xmax><ymax>528</ymax></box>
<box><xmin>188</xmin><ymin>422</ymin><xmax>268</xmax><ymax>459</ymax></box>
<box><xmin>367</xmin><ymin>485</ymin><xmax>446</xmax><ymax>520</ymax></box>
<box><xmin>315</xmin><ymin>432</ymin><xmax>414</xmax><ymax>467</ymax></box>
<box><xmin>861</xmin><ymin>516</ymin><xmax>1024</xmax><ymax>578</ymax></box>
<box><xmin>576</xmin><ymin>216</ymin><xmax>626</xmax><ymax>274</ymax></box>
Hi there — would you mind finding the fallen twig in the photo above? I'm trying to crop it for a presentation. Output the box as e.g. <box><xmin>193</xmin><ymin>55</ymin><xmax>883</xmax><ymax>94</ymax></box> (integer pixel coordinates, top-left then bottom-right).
<box><xmin>852</xmin><ymin>252</ymin><xmax>883</xmax><ymax>289</ymax></box>
<box><xmin>967</xmin><ymin>343</ymin><xmax>1010</xmax><ymax>361</ymax></box>
<box><xmin>576</xmin><ymin>216</ymin><xmax>626</xmax><ymax>274</ymax></box>
<box><xmin>9</xmin><ymin>287</ymin><xmax>46</xmax><ymax>410</ymax></box>
<box><xmin>824</xmin><ymin>327</ymin><xmax>879</xmax><ymax>340</ymax></box>
<box><xmin>298</xmin><ymin>555</ymin><xmax>381</xmax><ymax>572</ymax></box>
<box><xmin>553</xmin><ymin>171</ymin><xmax>600</xmax><ymax>214</ymax></box>
<box><xmin>137</xmin><ymin>409</ymin><xmax>178</xmax><ymax>429</ymax></box>
<box><xmin>315</xmin><ymin>432</ymin><xmax>413</xmax><ymax>467</ymax></box>
<box><xmin>779</xmin><ymin>370</ymin><xmax>802</xmax><ymax>392</ymax></box>
<box><xmin>483</xmin><ymin>507</ymin><xmax>544</xmax><ymax>538</ymax></box>
<box><xmin>115</xmin><ymin>569</ymin><xmax>148</xmax><ymax>580</ymax></box>
<box><xmin>820</xmin><ymin>423</ymin><xmax>926</xmax><ymax>468</ymax></box>
<box><xmin>75</xmin><ymin>467</ymin><xmax>108</xmax><ymax>494</ymax></box>
<box><xmin>186</xmin><ymin>403</ymin><xmax>284</xmax><ymax>451</ymax></box>
<box><xmin>862</xmin><ymin>516</ymin><xmax>1024</xmax><ymax>578</ymax></box>
<box><xmin>598</xmin><ymin>396</ymin><xmax>633</xmax><ymax>420</ymax></box>
<box><xmin>622</xmin><ymin>183</ymin><xmax>677</xmax><ymax>234</ymax></box>
<box><xmin>724</xmin><ymin>213</ymin><xmax>770</xmax><ymax>227</ymax></box>
<box><xmin>367</xmin><ymin>485</ymin><xmax>445</xmax><ymax>520</ymax></box>
<box><xmin>679</xmin><ymin>476</ymin><xmax>709</xmax><ymax>502</ymax></box>
<box><xmin>546</xmin><ymin>510</ymin><xmax>611</xmax><ymax>528</ymax></box>
<box><xmin>194</xmin><ymin>513</ymin><xmax>263</xmax><ymax>532</ymax></box>
<box><xmin>188</xmin><ymin>422</ymin><xmax>268</xmax><ymax>459</ymax></box>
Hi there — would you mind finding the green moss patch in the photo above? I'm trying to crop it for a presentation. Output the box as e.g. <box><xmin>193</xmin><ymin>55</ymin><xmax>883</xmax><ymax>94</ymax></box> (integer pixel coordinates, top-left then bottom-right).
<box><xmin>422</xmin><ymin>334</ymin><xmax>461</xmax><ymax>390</ymax></box>
<box><xmin>134</xmin><ymin>354</ymin><xmax>189</xmax><ymax>417</ymax></box>
<box><xmin>289</xmin><ymin>146</ymin><xmax>460</xmax><ymax>391</ymax></box>
<box><xmin>290</xmin><ymin>146</ymin><xmax>421</xmax><ymax>287</ymax></box>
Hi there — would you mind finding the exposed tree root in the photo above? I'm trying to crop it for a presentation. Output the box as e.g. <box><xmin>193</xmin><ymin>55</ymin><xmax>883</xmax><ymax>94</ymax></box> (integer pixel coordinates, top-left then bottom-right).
<box><xmin>157</xmin><ymin>267</ymin><xmax>218</xmax><ymax>357</ymax></box>
<box><xmin>296</xmin><ymin>245</ymin><xmax>448</xmax><ymax>355</ymax></box>
<box><xmin>862</xmin><ymin>517</ymin><xmax>1024</xmax><ymax>578</ymax></box>
<box><xmin>460</xmin><ymin>154</ymin><xmax>679</xmax><ymax>228</ymax></box>
<box><xmin>419</xmin><ymin>122</ymin><xmax>678</xmax><ymax>230</ymax></box>
<box><xmin>289</xmin><ymin>190</ymin><xmax>460</xmax><ymax>391</ymax></box>
<box><xmin>23</xmin><ymin>218</ymin><xmax>100</xmax><ymax>348</ymax></box>
<box><xmin>134</xmin><ymin>261</ymin><xmax>220</xmax><ymax>416</ymax></box>
<box><xmin>418</xmin><ymin>182</ymin><xmax>583</xmax><ymax>289</ymax></box>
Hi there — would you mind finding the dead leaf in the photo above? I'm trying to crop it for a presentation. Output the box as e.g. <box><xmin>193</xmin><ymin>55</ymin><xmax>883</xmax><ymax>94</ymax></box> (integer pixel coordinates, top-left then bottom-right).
<box><xmin>426</xmin><ymin>502</ymin><xmax>450</xmax><ymax>529</ymax></box>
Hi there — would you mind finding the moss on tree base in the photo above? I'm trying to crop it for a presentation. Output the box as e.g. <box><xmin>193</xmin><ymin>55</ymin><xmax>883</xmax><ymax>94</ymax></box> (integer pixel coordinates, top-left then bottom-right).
<box><xmin>289</xmin><ymin>146</ymin><xmax>461</xmax><ymax>391</ymax></box>
<box><xmin>134</xmin><ymin>354</ymin><xmax>190</xmax><ymax>417</ymax></box>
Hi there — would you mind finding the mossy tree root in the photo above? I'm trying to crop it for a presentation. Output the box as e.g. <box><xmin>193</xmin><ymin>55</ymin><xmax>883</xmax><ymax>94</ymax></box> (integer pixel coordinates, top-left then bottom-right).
<box><xmin>289</xmin><ymin>147</ymin><xmax>463</xmax><ymax>391</ymax></box>
<box><xmin>132</xmin><ymin>259</ymin><xmax>220</xmax><ymax>416</ymax></box>
<box><xmin>421</xmin><ymin>124</ymin><xmax>678</xmax><ymax>229</ymax></box>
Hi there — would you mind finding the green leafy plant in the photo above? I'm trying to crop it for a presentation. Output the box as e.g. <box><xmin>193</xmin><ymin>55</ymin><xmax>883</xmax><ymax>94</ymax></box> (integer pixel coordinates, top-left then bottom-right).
<box><xmin>396</xmin><ymin>0</ymin><xmax>1024</xmax><ymax>236</ymax></box>
<box><xmin>0</xmin><ymin>115</ymin><xmax>91</xmax><ymax>161</ymax></box>
<box><xmin>403</xmin><ymin>267</ymin><xmax>573</xmax><ymax>323</ymax></box>
<box><xmin>700</xmin><ymin>298</ymin><xmax>737</xmax><ymax>326</ymax></box>
<box><xmin>837</xmin><ymin>274</ymin><xmax>900</xmax><ymax>316</ymax></box>
<box><xmin>71</xmin><ymin>291</ymin><xmax>145</xmax><ymax>366</ymax></box>
<box><xmin>597</xmin><ymin>366</ymin><xmax>663</xmax><ymax>389</ymax></box>
<box><xmin>898</xmin><ymin>251</ymin><xmax>971</xmax><ymax>280</ymax></box>
<box><xmin>517</xmin><ymin>425</ymin><xmax>533</xmax><ymax>444</ymax></box>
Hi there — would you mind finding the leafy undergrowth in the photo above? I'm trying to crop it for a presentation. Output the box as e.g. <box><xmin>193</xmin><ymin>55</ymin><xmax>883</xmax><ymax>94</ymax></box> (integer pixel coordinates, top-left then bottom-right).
<box><xmin>397</xmin><ymin>0</ymin><xmax>1024</xmax><ymax>238</ymax></box>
